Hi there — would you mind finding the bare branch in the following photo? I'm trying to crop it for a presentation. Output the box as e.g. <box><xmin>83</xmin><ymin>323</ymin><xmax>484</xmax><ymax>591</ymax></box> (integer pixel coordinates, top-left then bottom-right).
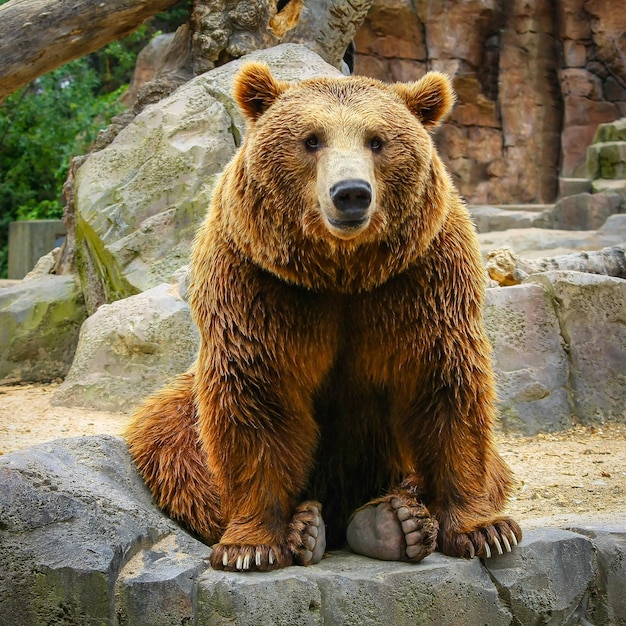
<box><xmin>0</xmin><ymin>0</ymin><xmax>181</xmax><ymax>101</ymax></box>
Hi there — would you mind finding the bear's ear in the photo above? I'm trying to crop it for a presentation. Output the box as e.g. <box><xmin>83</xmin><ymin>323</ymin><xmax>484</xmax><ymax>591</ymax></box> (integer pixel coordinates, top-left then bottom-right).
<box><xmin>391</xmin><ymin>72</ymin><xmax>455</xmax><ymax>129</ymax></box>
<box><xmin>233</xmin><ymin>63</ymin><xmax>289</xmax><ymax>122</ymax></box>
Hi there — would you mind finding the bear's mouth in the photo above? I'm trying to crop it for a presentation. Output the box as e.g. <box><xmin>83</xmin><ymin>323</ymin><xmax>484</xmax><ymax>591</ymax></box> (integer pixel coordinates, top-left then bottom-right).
<box><xmin>326</xmin><ymin>216</ymin><xmax>370</xmax><ymax>231</ymax></box>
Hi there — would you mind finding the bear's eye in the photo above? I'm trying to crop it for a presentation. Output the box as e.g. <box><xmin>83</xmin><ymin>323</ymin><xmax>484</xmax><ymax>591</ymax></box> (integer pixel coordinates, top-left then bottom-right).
<box><xmin>369</xmin><ymin>137</ymin><xmax>384</xmax><ymax>152</ymax></box>
<box><xmin>304</xmin><ymin>135</ymin><xmax>321</xmax><ymax>151</ymax></box>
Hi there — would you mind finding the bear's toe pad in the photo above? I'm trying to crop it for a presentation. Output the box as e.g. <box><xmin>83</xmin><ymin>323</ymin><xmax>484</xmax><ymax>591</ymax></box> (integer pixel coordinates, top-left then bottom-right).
<box><xmin>346</xmin><ymin>495</ymin><xmax>438</xmax><ymax>563</ymax></box>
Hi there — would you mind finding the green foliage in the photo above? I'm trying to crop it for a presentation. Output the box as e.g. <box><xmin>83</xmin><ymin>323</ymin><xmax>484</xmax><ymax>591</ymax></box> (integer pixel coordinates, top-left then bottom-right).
<box><xmin>0</xmin><ymin>58</ymin><xmax>124</xmax><ymax>277</ymax></box>
<box><xmin>0</xmin><ymin>3</ymin><xmax>190</xmax><ymax>278</ymax></box>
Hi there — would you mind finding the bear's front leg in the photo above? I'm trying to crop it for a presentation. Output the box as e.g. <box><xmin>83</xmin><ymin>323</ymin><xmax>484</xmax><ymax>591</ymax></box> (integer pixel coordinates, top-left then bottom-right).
<box><xmin>210</xmin><ymin>500</ymin><xmax>326</xmax><ymax>571</ymax></box>
<box><xmin>396</xmin><ymin>357</ymin><xmax>523</xmax><ymax>560</ymax></box>
<box><xmin>194</xmin><ymin>371</ymin><xmax>324</xmax><ymax>571</ymax></box>
<box><xmin>191</xmin><ymin>314</ymin><xmax>334</xmax><ymax>570</ymax></box>
<box><xmin>188</xmin><ymin>234</ymin><xmax>339</xmax><ymax>571</ymax></box>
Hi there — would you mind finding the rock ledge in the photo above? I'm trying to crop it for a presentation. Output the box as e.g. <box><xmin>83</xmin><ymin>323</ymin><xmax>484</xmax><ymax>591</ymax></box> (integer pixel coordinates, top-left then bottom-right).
<box><xmin>0</xmin><ymin>436</ymin><xmax>624</xmax><ymax>625</ymax></box>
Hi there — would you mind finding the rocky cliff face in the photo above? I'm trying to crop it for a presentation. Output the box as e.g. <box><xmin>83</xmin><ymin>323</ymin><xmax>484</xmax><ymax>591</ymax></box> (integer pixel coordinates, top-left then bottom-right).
<box><xmin>354</xmin><ymin>0</ymin><xmax>626</xmax><ymax>204</ymax></box>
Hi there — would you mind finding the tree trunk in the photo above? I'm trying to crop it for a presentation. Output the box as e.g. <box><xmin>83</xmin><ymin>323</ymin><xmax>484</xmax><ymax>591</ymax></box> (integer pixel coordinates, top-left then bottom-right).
<box><xmin>0</xmin><ymin>0</ymin><xmax>181</xmax><ymax>102</ymax></box>
<box><xmin>189</xmin><ymin>0</ymin><xmax>372</xmax><ymax>74</ymax></box>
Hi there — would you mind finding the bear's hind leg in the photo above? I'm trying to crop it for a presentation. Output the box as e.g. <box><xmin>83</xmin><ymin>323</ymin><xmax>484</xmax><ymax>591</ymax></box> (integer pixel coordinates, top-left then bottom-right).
<box><xmin>289</xmin><ymin>500</ymin><xmax>326</xmax><ymax>566</ymax></box>
<box><xmin>125</xmin><ymin>371</ymin><xmax>225</xmax><ymax>543</ymax></box>
<box><xmin>346</xmin><ymin>492</ymin><xmax>438</xmax><ymax>563</ymax></box>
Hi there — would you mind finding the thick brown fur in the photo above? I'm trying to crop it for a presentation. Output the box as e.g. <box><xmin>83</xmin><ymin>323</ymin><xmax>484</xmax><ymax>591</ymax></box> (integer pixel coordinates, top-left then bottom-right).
<box><xmin>126</xmin><ymin>63</ymin><xmax>521</xmax><ymax>571</ymax></box>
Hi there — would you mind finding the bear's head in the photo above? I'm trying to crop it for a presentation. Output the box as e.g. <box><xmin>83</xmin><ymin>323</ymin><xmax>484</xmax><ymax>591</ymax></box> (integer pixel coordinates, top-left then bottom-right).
<box><xmin>223</xmin><ymin>62</ymin><xmax>457</xmax><ymax>291</ymax></box>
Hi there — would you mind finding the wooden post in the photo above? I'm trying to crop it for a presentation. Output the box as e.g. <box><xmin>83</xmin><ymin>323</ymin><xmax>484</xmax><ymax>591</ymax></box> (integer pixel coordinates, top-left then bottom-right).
<box><xmin>8</xmin><ymin>220</ymin><xmax>66</xmax><ymax>279</ymax></box>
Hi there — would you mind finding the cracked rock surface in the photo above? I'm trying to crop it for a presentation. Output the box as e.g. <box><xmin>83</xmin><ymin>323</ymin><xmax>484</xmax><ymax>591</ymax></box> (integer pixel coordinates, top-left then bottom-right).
<box><xmin>0</xmin><ymin>436</ymin><xmax>624</xmax><ymax>625</ymax></box>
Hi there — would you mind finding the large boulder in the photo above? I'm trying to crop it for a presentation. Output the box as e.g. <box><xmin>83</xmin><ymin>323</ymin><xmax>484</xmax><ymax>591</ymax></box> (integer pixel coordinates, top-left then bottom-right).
<box><xmin>1</xmin><ymin>436</ymin><xmax>624</xmax><ymax>625</ymax></box>
<box><xmin>528</xmin><ymin>271</ymin><xmax>626</xmax><ymax>425</ymax></box>
<box><xmin>74</xmin><ymin>44</ymin><xmax>343</xmax><ymax>313</ymax></box>
<box><xmin>52</xmin><ymin>283</ymin><xmax>199</xmax><ymax>412</ymax></box>
<box><xmin>0</xmin><ymin>275</ymin><xmax>87</xmax><ymax>383</ymax></box>
<box><xmin>485</xmin><ymin>270</ymin><xmax>626</xmax><ymax>433</ymax></box>
<box><xmin>485</xmin><ymin>284</ymin><xmax>571</xmax><ymax>434</ymax></box>
<box><xmin>552</xmin><ymin>191</ymin><xmax>623</xmax><ymax>230</ymax></box>
<box><xmin>0</xmin><ymin>435</ymin><xmax>206</xmax><ymax>625</ymax></box>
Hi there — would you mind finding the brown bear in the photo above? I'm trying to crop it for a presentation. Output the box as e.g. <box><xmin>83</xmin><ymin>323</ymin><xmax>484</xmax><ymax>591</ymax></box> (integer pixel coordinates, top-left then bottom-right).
<box><xmin>125</xmin><ymin>62</ymin><xmax>522</xmax><ymax>572</ymax></box>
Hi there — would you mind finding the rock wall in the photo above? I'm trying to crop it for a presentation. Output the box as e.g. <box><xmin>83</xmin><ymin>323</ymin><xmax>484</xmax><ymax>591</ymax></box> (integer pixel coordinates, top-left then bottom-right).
<box><xmin>354</xmin><ymin>0</ymin><xmax>626</xmax><ymax>203</ymax></box>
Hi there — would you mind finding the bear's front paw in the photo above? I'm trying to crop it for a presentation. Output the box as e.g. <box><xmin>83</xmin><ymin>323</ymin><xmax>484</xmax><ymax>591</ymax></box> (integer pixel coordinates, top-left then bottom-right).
<box><xmin>440</xmin><ymin>517</ymin><xmax>522</xmax><ymax>559</ymax></box>
<box><xmin>346</xmin><ymin>496</ymin><xmax>438</xmax><ymax>563</ymax></box>
<box><xmin>288</xmin><ymin>500</ymin><xmax>326</xmax><ymax>566</ymax></box>
<box><xmin>210</xmin><ymin>543</ymin><xmax>293</xmax><ymax>572</ymax></box>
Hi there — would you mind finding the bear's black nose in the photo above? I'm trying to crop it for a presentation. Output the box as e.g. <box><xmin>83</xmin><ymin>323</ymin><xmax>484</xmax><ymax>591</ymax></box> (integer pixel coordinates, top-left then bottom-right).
<box><xmin>330</xmin><ymin>179</ymin><xmax>372</xmax><ymax>220</ymax></box>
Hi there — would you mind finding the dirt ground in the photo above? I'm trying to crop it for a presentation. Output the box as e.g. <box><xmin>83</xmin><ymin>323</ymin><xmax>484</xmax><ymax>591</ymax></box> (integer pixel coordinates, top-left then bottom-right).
<box><xmin>1</xmin><ymin>382</ymin><xmax>625</xmax><ymax>529</ymax></box>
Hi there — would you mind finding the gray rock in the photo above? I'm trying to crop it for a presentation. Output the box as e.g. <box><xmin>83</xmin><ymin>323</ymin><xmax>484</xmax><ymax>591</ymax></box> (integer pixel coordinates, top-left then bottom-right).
<box><xmin>74</xmin><ymin>44</ymin><xmax>342</xmax><ymax>312</ymax></box>
<box><xmin>572</xmin><ymin>527</ymin><xmax>626</xmax><ymax>625</ymax></box>
<box><xmin>196</xmin><ymin>553</ymin><xmax>511</xmax><ymax>626</ymax></box>
<box><xmin>552</xmin><ymin>191</ymin><xmax>622</xmax><ymax>230</ymax></box>
<box><xmin>484</xmin><ymin>528</ymin><xmax>595</xmax><ymax>625</ymax></box>
<box><xmin>0</xmin><ymin>275</ymin><xmax>87</xmax><ymax>383</ymax></box>
<box><xmin>0</xmin><ymin>435</ymin><xmax>202</xmax><ymax>626</ymax></box>
<box><xmin>53</xmin><ymin>283</ymin><xmax>199</xmax><ymax>411</ymax></box>
<box><xmin>1</xmin><ymin>436</ymin><xmax>624</xmax><ymax>625</ymax></box>
<box><xmin>528</xmin><ymin>271</ymin><xmax>626</xmax><ymax>425</ymax></box>
<box><xmin>558</xmin><ymin>177</ymin><xmax>592</xmax><ymax>198</ymax></box>
<box><xmin>598</xmin><ymin>213</ymin><xmax>626</xmax><ymax>241</ymax></box>
<box><xmin>485</xmin><ymin>284</ymin><xmax>571</xmax><ymax>434</ymax></box>
<box><xmin>591</xmin><ymin>178</ymin><xmax>626</xmax><ymax>197</ymax></box>
<box><xmin>478</xmin><ymin>220</ymin><xmax>626</xmax><ymax>259</ymax></box>
<box><xmin>116</xmin><ymin>532</ymin><xmax>212</xmax><ymax>626</ymax></box>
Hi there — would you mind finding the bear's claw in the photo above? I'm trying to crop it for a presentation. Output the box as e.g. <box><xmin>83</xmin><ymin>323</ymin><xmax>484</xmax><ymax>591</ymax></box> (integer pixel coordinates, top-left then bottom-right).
<box><xmin>346</xmin><ymin>495</ymin><xmax>439</xmax><ymax>563</ymax></box>
<box><xmin>211</xmin><ymin>543</ymin><xmax>291</xmax><ymax>572</ymax></box>
<box><xmin>441</xmin><ymin>517</ymin><xmax>522</xmax><ymax>559</ymax></box>
<box><xmin>209</xmin><ymin>501</ymin><xmax>326</xmax><ymax>572</ymax></box>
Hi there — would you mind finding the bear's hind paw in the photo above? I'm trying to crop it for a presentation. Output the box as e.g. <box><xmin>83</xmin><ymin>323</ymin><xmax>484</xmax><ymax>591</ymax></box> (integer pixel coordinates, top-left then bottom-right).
<box><xmin>210</xmin><ymin>543</ymin><xmax>293</xmax><ymax>572</ymax></box>
<box><xmin>288</xmin><ymin>500</ymin><xmax>326</xmax><ymax>566</ymax></box>
<box><xmin>346</xmin><ymin>495</ymin><xmax>439</xmax><ymax>563</ymax></box>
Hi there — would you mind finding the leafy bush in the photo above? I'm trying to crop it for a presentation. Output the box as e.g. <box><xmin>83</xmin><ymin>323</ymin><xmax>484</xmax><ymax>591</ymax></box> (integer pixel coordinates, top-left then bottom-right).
<box><xmin>0</xmin><ymin>58</ymin><xmax>124</xmax><ymax>277</ymax></box>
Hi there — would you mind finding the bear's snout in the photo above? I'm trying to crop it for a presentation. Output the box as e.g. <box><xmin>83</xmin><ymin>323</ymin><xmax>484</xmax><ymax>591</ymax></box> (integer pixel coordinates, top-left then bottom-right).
<box><xmin>327</xmin><ymin>179</ymin><xmax>372</xmax><ymax>231</ymax></box>
<box><xmin>330</xmin><ymin>179</ymin><xmax>372</xmax><ymax>219</ymax></box>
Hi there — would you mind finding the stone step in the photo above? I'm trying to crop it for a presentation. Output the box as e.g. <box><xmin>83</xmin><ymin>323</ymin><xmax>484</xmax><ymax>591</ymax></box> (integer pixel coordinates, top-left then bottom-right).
<box><xmin>586</xmin><ymin>140</ymin><xmax>626</xmax><ymax>179</ymax></box>
<box><xmin>591</xmin><ymin>178</ymin><xmax>626</xmax><ymax>195</ymax></box>
<box><xmin>468</xmin><ymin>205</ymin><xmax>553</xmax><ymax>233</ymax></box>
<box><xmin>558</xmin><ymin>177</ymin><xmax>592</xmax><ymax>198</ymax></box>
<box><xmin>475</xmin><ymin>203</ymin><xmax>554</xmax><ymax>213</ymax></box>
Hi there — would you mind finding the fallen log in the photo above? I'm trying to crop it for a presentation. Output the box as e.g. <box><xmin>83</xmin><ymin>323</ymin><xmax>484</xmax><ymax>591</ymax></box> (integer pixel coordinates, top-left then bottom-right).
<box><xmin>486</xmin><ymin>245</ymin><xmax>626</xmax><ymax>286</ymax></box>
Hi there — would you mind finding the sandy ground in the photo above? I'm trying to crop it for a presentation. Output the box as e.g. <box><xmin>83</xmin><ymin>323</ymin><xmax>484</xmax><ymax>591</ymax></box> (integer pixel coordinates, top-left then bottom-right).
<box><xmin>1</xmin><ymin>382</ymin><xmax>625</xmax><ymax>530</ymax></box>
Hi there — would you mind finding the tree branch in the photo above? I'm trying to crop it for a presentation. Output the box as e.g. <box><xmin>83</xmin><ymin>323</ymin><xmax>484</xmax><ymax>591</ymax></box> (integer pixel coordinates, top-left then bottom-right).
<box><xmin>0</xmin><ymin>0</ymin><xmax>181</xmax><ymax>102</ymax></box>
